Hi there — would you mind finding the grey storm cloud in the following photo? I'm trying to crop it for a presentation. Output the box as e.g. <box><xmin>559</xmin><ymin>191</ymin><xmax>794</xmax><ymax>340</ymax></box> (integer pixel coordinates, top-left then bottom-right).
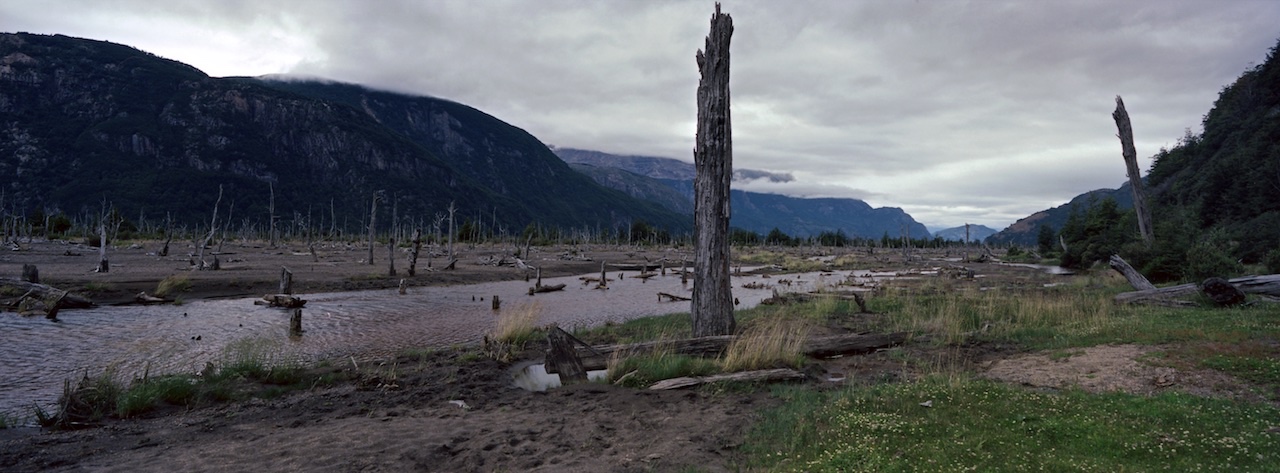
<box><xmin>4</xmin><ymin>0</ymin><xmax>1278</xmax><ymax>230</ymax></box>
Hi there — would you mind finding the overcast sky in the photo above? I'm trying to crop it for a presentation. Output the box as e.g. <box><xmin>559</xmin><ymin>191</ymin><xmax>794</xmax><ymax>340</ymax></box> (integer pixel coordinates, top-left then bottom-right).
<box><xmin>5</xmin><ymin>1</ymin><xmax>1278</xmax><ymax>231</ymax></box>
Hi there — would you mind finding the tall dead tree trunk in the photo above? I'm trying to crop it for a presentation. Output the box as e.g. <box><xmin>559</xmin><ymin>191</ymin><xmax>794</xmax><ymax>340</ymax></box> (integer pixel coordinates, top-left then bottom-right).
<box><xmin>367</xmin><ymin>191</ymin><xmax>381</xmax><ymax>265</ymax></box>
<box><xmin>1113</xmin><ymin>96</ymin><xmax>1153</xmax><ymax>247</ymax></box>
<box><xmin>691</xmin><ymin>4</ymin><xmax>735</xmax><ymax>338</ymax></box>
<box><xmin>268</xmin><ymin>182</ymin><xmax>278</xmax><ymax>248</ymax></box>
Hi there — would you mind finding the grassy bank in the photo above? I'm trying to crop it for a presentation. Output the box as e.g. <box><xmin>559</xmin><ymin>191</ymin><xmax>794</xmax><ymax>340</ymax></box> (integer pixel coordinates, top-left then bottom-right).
<box><xmin>573</xmin><ymin>269</ymin><xmax>1280</xmax><ymax>471</ymax></box>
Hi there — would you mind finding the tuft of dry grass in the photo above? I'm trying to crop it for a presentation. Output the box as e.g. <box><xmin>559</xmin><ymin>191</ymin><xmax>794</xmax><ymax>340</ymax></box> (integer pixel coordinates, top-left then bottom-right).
<box><xmin>154</xmin><ymin>274</ymin><xmax>192</xmax><ymax>297</ymax></box>
<box><xmin>490</xmin><ymin>301</ymin><xmax>543</xmax><ymax>345</ymax></box>
<box><xmin>721</xmin><ymin>315</ymin><xmax>812</xmax><ymax>372</ymax></box>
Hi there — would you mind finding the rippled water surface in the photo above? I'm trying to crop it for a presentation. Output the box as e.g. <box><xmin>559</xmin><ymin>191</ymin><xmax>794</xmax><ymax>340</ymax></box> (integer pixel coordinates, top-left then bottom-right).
<box><xmin>1</xmin><ymin>270</ymin><xmax>794</xmax><ymax>416</ymax></box>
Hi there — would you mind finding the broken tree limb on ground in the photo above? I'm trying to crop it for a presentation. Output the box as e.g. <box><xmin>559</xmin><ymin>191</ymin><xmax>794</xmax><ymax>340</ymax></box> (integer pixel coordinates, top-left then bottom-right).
<box><xmin>1109</xmin><ymin>255</ymin><xmax>1156</xmax><ymax>291</ymax></box>
<box><xmin>0</xmin><ymin>279</ymin><xmax>94</xmax><ymax>309</ymax></box>
<box><xmin>545</xmin><ymin>332</ymin><xmax>907</xmax><ymax>374</ymax></box>
<box><xmin>1115</xmin><ymin>274</ymin><xmax>1280</xmax><ymax>306</ymax></box>
<box><xmin>649</xmin><ymin>368</ymin><xmax>806</xmax><ymax>390</ymax></box>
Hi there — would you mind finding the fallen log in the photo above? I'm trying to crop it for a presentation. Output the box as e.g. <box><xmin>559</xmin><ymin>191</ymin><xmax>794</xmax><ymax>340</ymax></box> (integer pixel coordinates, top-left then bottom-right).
<box><xmin>1115</xmin><ymin>274</ymin><xmax>1280</xmax><ymax>306</ymax></box>
<box><xmin>255</xmin><ymin>294</ymin><xmax>307</xmax><ymax>308</ymax></box>
<box><xmin>546</xmin><ymin>332</ymin><xmax>908</xmax><ymax>374</ymax></box>
<box><xmin>0</xmin><ymin>279</ymin><xmax>94</xmax><ymax>309</ymax></box>
<box><xmin>649</xmin><ymin>368</ymin><xmax>806</xmax><ymax>390</ymax></box>
<box><xmin>1109</xmin><ymin>255</ymin><xmax>1155</xmax><ymax>291</ymax></box>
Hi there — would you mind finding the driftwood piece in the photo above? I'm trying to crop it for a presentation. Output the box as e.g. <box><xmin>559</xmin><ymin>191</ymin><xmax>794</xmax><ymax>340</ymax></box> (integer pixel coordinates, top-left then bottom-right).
<box><xmin>1115</xmin><ymin>274</ymin><xmax>1280</xmax><ymax>306</ymax></box>
<box><xmin>547</xmin><ymin>332</ymin><xmax>907</xmax><ymax>374</ymax></box>
<box><xmin>658</xmin><ymin>292</ymin><xmax>692</xmax><ymax>302</ymax></box>
<box><xmin>649</xmin><ymin>368</ymin><xmax>806</xmax><ymax>390</ymax></box>
<box><xmin>256</xmin><ymin>294</ymin><xmax>306</xmax><ymax>308</ymax></box>
<box><xmin>133</xmin><ymin>292</ymin><xmax>172</xmax><ymax>304</ymax></box>
<box><xmin>1109</xmin><ymin>255</ymin><xmax>1156</xmax><ymax>291</ymax></box>
<box><xmin>1</xmin><ymin>279</ymin><xmax>93</xmax><ymax>309</ymax></box>
<box><xmin>529</xmin><ymin>283</ymin><xmax>566</xmax><ymax>295</ymax></box>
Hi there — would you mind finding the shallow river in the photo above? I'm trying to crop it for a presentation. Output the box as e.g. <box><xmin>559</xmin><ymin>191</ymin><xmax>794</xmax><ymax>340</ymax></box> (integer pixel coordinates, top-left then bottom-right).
<box><xmin>1</xmin><ymin>269</ymin><xmax>811</xmax><ymax>417</ymax></box>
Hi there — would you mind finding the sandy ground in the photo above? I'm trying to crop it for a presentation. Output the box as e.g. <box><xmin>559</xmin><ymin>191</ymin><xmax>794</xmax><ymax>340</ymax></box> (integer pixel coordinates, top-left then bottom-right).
<box><xmin>0</xmin><ymin>240</ymin><xmax>1270</xmax><ymax>471</ymax></box>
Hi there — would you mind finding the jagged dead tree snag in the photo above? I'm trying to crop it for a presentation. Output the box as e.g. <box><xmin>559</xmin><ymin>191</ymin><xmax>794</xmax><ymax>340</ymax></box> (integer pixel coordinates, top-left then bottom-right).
<box><xmin>546</xmin><ymin>326</ymin><xmax>589</xmax><ymax>384</ymax></box>
<box><xmin>159</xmin><ymin>213</ymin><xmax>172</xmax><ymax>257</ymax></box>
<box><xmin>95</xmin><ymin>217</ymin><xmax>108</xmax><ymax>273</ymax></box>
<box><xmin>367</xmin><ymin>191</ymin><xmax>382</xmax><ymax>266</ymax></box>
<box><xmin>388</xmin><ymin>194</ymin><xmax>398</xmax><ymax>276</ymax></box>
<box><xmin>195</xmin><ymin>186</ymin><xmax>222</xmax><ymax>271</ymax></box>
<box><xmin>691</xmin><ymin>3</ymin><xmax>736</xmax><ymax>338</ymax></box>
<box><xmin>268</xmin><ymin>182</ymin><xmax>279</xmax><ymax>248</ymax></box>
<box><xmin>1113</xmin><ymin>96</ymin><xmax>1154</xmax><ymax>247</ymax></box>
<box><xmin>447</xmin><ymin>201</ymin><xmax>457</xmax><ymax>262</ymax></box>
<box><xmin>407</xmin><ymin>228</ymin><xmax>422</xmax><ymax>276</ymax></box>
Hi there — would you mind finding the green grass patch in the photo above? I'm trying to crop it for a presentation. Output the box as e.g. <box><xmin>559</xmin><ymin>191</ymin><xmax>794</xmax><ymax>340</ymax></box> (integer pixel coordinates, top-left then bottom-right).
<box><xmin>608</xmin><ymin>352</ymin><xmax>721</xmax><ymax>388</ymax></box>
<box><xmin>868</xmin><ymin>285</ymin><xmax>1279</xmax><ymax>350</ymax></box>
<box><xmin>743</xmin><ymin>377</ymin><xmax>1280</xmax><ymax>472</ymax></box>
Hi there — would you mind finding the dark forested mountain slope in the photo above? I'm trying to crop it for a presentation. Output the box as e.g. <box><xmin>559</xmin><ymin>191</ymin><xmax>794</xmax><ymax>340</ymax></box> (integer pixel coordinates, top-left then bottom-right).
<box><xmin>0</xmin><ymin>33</ymin><xmax>686</xmax><ymax>233</ymax></box>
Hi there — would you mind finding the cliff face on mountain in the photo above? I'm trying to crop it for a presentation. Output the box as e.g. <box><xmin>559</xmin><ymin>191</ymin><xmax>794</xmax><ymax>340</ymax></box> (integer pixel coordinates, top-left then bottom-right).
<box><xmin>0</xmin><ymin>33</ymin><xmax>686</xmax><ymax>232</ymax></box>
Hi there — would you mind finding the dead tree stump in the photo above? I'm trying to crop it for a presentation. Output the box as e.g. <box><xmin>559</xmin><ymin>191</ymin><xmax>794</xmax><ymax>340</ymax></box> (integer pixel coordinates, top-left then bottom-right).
<box><xmin>691</xmin><ymin>3</ymin><xmax>736</xmax><ymax>337</ymax></box>
<box><xmin>279</xmin><ymin>267</ymin><xmax>294</xmax><ymax>295</ymax></box>
<box><xmin>546</xmin><ymin>326</ymin><xmax>588</xmax><ymax>385</ymax></box>
<box><xmin>21</xmin><ymin>264</ymin><xmax>38</xmax><ymax>284</ymax></box>
<box><xmin>290</xmin><ymin>308</ymin><xmax>302</xmax><ymax>334</ymax></box>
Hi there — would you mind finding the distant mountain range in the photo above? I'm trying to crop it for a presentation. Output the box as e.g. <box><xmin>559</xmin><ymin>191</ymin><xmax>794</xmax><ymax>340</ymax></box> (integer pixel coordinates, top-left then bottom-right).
<box><xmin>0</xmin><ymin>33</ymin><xmax>687</xmax><ymax>233</ymax></box>
<box><xmin>932</xmin><ymin>224</ymin><xmax>997</xmax><ymax>242</ymax></box>
<box><xmin>555</xmin><ymin>148</ymin><xmax>930</xmax><ymax>239</ymax></box>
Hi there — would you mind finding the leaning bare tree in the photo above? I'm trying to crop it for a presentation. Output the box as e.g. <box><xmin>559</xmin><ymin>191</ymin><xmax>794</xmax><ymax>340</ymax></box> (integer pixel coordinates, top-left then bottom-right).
<box><xmin>1113</xmin><ymin>95</ymin><xmax>1153</xmax><ymax>247</ymax></box>
<box><xmin>691</xmin><ymin>3</ymin><xmax>735</xmax><ymax>338</ymax></box>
